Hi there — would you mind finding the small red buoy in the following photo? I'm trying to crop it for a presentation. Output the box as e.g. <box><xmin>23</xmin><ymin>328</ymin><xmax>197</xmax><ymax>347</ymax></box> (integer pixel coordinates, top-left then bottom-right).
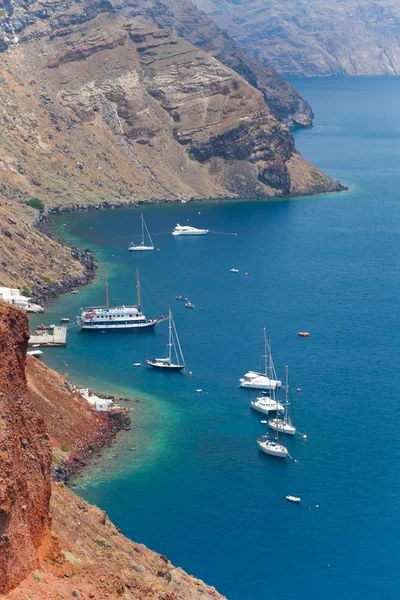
<box><xmin>297</xmin><ymin>388</ymin><xmax>301</xmax><ymax>392</ymax></box>
<box><xmin>234</xmin><ymin>233</ymin><xmax>238</xmax><ymax>236</ymax></box>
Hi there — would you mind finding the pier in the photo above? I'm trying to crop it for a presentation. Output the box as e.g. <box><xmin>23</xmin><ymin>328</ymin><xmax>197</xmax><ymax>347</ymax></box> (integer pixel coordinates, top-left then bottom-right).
<box><xmin>28</xmin><ymin>326</ymin><xmax>67</xmax><ymax>347</ymax></box>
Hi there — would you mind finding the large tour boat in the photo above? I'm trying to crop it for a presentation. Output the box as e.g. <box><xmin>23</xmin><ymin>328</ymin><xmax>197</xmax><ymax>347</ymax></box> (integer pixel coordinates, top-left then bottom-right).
<box><xmin>77</xmin><ymin>270</ymin><xmax>167</xmax><ymax>332</ymax></box>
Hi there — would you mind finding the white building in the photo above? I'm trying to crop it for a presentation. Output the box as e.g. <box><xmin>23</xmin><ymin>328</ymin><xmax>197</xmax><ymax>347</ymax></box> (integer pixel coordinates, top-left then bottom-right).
<box><xmin>0</xmin><ymin>287</ymin><xmax>44</xmax><ymax>313</ymax></box>
<box><xmin>79</xmin><ymin>388</ymin><xmax>114</xmax><ymax>411</ymax></box>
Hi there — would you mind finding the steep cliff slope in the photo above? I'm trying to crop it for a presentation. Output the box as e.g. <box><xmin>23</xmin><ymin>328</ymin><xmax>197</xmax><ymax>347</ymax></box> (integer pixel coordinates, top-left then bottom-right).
<box><xmin>0</xmin><ymin>304</ymin><xmax>52</xmax><ymax>594</ymax></box>
<box><xmin>0</xmin><ymin>1</ymin><xmax>341</xmax><ymax>211</ymax></box>
<box><xmin>1</xmin><ymin>303</ymin><xmax>226</xmax><ymax>599</ymax></box>
<box><xmin>138</xmin><ymin>0</ymin><xmax>313</xmax><ymax>126</ymax></box>
<box><xmin>0</xmin><ymin>0</ymin><xmax>345</xmax><ymax>297</ymax></box>
<box><xmin>195</xmin><ymin>0</ymin><xmax>400</xmax><ymax>76</ymax></box>
<box><xmin>0</xmin><ymin>0</ymin><xmax>312</xmax><ymax>126</ymax></box>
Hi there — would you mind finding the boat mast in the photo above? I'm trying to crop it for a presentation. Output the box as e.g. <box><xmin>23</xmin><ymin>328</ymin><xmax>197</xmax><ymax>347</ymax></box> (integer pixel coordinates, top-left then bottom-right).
<box><xmin>172</xmin><ymin>315</ymin><xmax>186</xmax><ymax>368</ymax></box>
<box><xmin>141</xmin><ymin>214</ymin><xmax>144</xmax><ymax>245</ymax></box>
<box><xmin>105</xmin><ymin>271</ymin><xmax>109</xmax><ymax>308</ymax></box>
<box><xmin>144</xmin><ymin>217</ymin><xmax>154</xmax><ymax>247</ymax></box>
<box><xmin>168</xmin><ymin>309</ymin><xmax>172</xmax><ymax>362</ymax></box>
<box><xmin>263</xmin><ymin>327</ymin><xmax>267</xmax><ymax>376</ymax></box>
<box><xmin>136</xmin><ymin>268</ymin><xmax>141</xmax><ymax>310</ymax></box>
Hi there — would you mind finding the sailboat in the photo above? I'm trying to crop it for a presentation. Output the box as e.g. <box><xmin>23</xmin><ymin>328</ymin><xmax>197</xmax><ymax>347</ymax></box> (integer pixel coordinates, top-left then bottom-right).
<box><xmin>257</xmin><ymin>387</ymin><xmax>289</xmax><ymax>459</ymax></box>
<box><xmin>128</xmin><ymin>214</ymin><xmax>154</xmax><ymax>251</ymax></box>
<box><xmin>250</xmin><ymin>391</ymin><xmax>284</xmax><ymax>415</ymax></box>
<box><xmin>268</xmin><ymin>366</ymin><xmax>296</xmax><ymax>435</ymax></box>
<box><xmin>240</xmin><ymin>329</ymin><xmax>282</xmax><ymax>390</ymax></box>
<box><xmin>77</xmin><ymin>270</ymin><xmax>167</xmax><ymax>331</ymax></box>
<box><xmin>147</xmin><ymin>310</ymin><xmax>186</xmax><ymax>371</ymax></box>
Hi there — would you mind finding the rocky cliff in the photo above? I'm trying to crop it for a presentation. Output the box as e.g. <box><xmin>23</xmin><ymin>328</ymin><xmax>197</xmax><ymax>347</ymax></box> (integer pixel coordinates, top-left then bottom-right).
<box><xmin>0</xmin><ymin>304</ymin><xmax>52</xmax><ymax>594</ymax></box>
<box><xmin>0</xmin><ymin>0</ymin><xmax>312</xmax><ymax>126</ymax></box>
<box><xmin>194</xmin><ymin>0</ymin><xmax>400</xmax><ymax>76</ymax></box>
<box><xmin>0</xmin><ymin>0</ymin><xmax>345</xmax><ymax>297</ymax></box>
<box><xmin>1</xmin><ymin>303</ymin><xmax>226</xmax><ymax>599</ymax></box>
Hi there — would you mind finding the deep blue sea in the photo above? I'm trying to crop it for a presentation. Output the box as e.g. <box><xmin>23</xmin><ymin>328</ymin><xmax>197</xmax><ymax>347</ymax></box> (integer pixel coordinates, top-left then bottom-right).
<box><xmin>33</xmin><ymin>77</ymin><xmax>400</xmax><ymax>599</ymax></box>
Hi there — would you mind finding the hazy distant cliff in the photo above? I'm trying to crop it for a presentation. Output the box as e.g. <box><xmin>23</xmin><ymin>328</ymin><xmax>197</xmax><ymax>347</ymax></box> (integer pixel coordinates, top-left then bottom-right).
<box><xmin>194</xmin><ymin>0</ymin><xmax>400</xmax><ymax>76</ymax></box>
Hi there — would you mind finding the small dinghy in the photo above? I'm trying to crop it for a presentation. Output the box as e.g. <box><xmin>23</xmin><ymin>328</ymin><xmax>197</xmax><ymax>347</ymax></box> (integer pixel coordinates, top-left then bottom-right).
<box><xmin>133</xmin><ymin>363</ymin><xmax>141</xmax><ymax>367</ymax></box>
<box><xmin>230</xmin><ymin>268</ymin><xmax>239</xmax><ymax>273</ymax></box>
<box><xmin>186</xmin><ymin>301</ymin><xmax>194</xmax><ymax>309</ymax></box>
<box><xmin>286</xmin><ymin>495</ymin><xmax>301</xmax><ymax>503</ymax></box>
<box><xmin>176</xmin><ymin>295</ymin><xmax>188</xmax><ymax>301</ymax></box>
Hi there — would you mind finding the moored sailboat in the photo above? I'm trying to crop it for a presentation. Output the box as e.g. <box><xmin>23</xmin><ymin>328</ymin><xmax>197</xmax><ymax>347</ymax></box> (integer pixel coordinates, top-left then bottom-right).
<box><xmin>250</xmin><ymin>392</ymin><xmax>284</xmax><ymax>415</ymax></box>
<box><xmin>147</xmin><ymin>310</ymin><xmax>186</xmax><ymax>371</ymax></box>
<box><xmin>268</xmin><ymin>366</ymin><xmax>296</xmax><ymax>435</ymax></box>
<box><xmin>257</xmin><ymin>386</ymin><xmax>289</xmax><ymax>459</ymax></box>
<box><xmin>128</xmin><ymin>214</ymin><xmax>154</xmax><ymax>251</ymax></box>
<box><xmin>240</xmin><ymin>329</ymin><xmax>282</xmax><ymax>390</ymax></box>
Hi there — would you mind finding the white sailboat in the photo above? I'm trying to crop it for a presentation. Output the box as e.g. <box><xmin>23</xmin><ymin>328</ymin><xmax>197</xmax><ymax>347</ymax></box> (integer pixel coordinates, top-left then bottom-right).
<box><xmin>257</xmin><ymin>385</ymin><xmax>289</xmax><ymax>459</ymax></box>
<box><xmin>129</xmin><ymin>214</ymin><xmax>154</xmax><ymax>251</ymax></box>
<box><xmin>250</xmin><ymin>392</ymin><xmax>284</xmax><ymax>415</ymax></box>
<box><xmin>240</xmin><ymin>329</ymin><xmax>282</xmax><ymax>390</ymax></box>
<box><xmin>268</xmin><ymin>366</ymin><xmax>296</xmax><ymax>435</ymax></box>
<box><xmin>147</xmin><ymin>310</ymin><xmax>186</xmax><ymax>371</ymax></box>
<box><xmin>257</xmin><ymin>437</ymin><xmax>289</xmax><ymax>458</ymax></box>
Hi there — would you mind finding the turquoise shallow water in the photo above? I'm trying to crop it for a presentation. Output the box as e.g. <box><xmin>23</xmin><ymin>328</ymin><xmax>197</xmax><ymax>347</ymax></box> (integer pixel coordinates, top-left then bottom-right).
<box><xmin>34</xmin><ymin>77</ymin><xmax>400</xmax><ymax>599</ymax></box>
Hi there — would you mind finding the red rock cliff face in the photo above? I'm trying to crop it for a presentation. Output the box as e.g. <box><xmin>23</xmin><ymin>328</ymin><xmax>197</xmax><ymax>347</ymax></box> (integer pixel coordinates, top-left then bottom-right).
<box><xmin>0</xmin><ymin>303</ymin><xmax>52</xmax><ymax>594</ymax></box>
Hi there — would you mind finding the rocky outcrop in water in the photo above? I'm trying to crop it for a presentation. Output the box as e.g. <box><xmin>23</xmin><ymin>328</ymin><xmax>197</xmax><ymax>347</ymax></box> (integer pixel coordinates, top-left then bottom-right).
<box><xmin>194</xmin><ymin>0</ymin><xmax>400</xmax><ymax>76</ymax></box>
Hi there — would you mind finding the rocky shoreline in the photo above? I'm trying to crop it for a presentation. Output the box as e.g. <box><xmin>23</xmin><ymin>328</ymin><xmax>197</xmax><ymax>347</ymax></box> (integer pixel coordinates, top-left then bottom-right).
<box><xmin>52</xmin><ymin>401</ymin><xmax>133</xmax><ymax>484</ymax></box>
<box><xmin>34</xmin><ymin>179</ymin><xmax>347</xmax><ymax>301</ymax></box>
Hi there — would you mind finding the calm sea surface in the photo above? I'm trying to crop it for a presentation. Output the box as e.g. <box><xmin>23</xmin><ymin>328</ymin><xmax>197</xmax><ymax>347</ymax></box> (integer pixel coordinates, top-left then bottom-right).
<box><xmin>33</xmin><ymin>77</ymin><xmax>400</xmax><ymax>599</ymax></box>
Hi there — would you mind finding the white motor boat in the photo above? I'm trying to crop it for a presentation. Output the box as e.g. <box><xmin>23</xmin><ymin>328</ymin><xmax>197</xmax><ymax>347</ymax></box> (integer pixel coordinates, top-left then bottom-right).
<box><xmin>257</xmin><ymin>437</ymin><xmax>288</xmax><ymax>459</ymax></box>
<box><xmin>250</xmin><ymin>395</ymin><xmax>284</xmax><ymax>415</ymax></box>
<box><xmin>240</xmin><ymin>329</ymin><xmax>282</xmax><ymax>390</ymax></box>
<box><xmin>240</xmin><ymin>371</ymin><xmax>281</xmax><ymax>390</ymax></box>
<box><xmin>129</xmin><ymin>214</ymin><xmax>154</xmax><ymax>251</ymax></box>
<box><xmin>286</xmin><ymin>495</ymin><xmax>301</xmax><ymax>503</ymax></box>
<box><xmin>172</xmin><ymin>223</ymin><xmax>209</xmax><ymax>236</ymax></box>
<box><xmin>268</xmin><ymin>366</ymin><xmax>296</xmax><ymax>435</ymax></box>
<box><xmin>230</xmin><ymin>268</ymin><xmax>239</xmax><ymax>273</ymax></box>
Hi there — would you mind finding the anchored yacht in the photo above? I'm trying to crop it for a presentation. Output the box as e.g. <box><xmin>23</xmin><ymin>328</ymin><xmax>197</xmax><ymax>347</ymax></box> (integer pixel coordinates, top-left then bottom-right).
<box><xmin>268</xmin><ymin>366</ymin><xmax>297</xmax><ymax>435</ymax></box>
<box><xmin>172</xmin><ymin>223</ymin><xmax>209</xmax><ymax>236</ymax></box>
<box><xmin>240</xmin><ymin>329</ymin><xmax>282</xmax><ymax>390</ymax></box>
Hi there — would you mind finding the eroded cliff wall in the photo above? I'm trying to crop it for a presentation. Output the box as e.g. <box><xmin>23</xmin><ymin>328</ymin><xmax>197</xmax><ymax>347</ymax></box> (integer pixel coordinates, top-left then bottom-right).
<box><xmin>0</xmin><ymin>304</ymin><xmax>52</xmax><ymax>594</ymax></box>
